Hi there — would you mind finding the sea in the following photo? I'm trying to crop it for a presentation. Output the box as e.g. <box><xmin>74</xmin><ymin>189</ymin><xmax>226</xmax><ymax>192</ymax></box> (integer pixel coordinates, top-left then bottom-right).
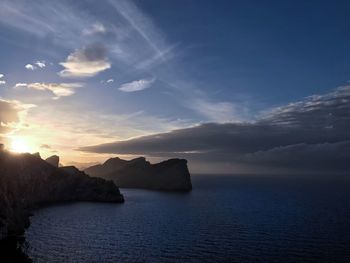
<box><xmin>24</xmin><ymin>175</ymin><xmax>350</xmax><ymax>262</ymax></box>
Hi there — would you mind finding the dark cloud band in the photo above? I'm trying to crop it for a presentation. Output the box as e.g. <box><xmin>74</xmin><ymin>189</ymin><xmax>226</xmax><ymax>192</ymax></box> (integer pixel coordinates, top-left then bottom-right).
<box><xmin>80</xmin><ymin>86</ymin><xmax>350</xmax><ymax>174</ymax></box>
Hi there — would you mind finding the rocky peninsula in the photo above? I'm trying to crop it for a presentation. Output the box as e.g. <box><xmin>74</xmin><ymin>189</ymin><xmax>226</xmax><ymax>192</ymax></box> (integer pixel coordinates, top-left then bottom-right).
<box><xmin>0</xmin><ymin>148</ymin><xmax>124</xmax><ymax>244</ymax></box>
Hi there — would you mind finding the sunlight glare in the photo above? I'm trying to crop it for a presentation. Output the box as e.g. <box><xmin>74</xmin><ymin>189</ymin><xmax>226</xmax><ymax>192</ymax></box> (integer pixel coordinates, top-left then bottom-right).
<box><xmin>10</xmin><ymin>138</ymin><xmax>31</xmax><ymax>153</ymax></box>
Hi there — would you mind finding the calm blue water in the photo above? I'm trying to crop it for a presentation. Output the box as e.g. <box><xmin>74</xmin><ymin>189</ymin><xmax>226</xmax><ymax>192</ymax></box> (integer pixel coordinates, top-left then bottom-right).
<box><xmin>25</xmin><ymin>175</ymin><xmax>350</xmax><ymax>262</ymax></box>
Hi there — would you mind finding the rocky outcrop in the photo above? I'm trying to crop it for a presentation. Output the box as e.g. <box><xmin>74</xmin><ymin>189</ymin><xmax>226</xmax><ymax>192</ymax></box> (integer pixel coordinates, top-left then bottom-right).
<box><xmin>45</xmin><ymin>155</ymin><xmax>59</xmax><ymax>167</ymax></box>
<box><xmin>32</xmin><ymin>152</ymin><xmax>41</xmax><ymax>159</ymax></box>
<box><xmin>0</xmin><ymin>150</ymin><xmax>124</xmax><ymax>242</ymax></box>
<box><xmin>85</xmin><ymin>157</ymin><xmax>192</xmax><ymax>191</ymax></box>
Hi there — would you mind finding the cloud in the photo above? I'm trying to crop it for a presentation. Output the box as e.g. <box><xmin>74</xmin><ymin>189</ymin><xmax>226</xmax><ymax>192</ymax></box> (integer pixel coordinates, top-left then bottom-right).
<box><xmin>119</xmin><ymin>78</ymin><xmax>155</xmax><ymax>92</ymax></box>
<box><xmin>240</xmin><ymin>141</ymin><xmax>350</xmax><ymax>173</ymax></box>
<box><xmin>15</xmin><ymin>82</ymin><xmax>83</xmax><ymax>99</ymax></box>
<box><xmin>59</xmin><ymin>43</ymin><xmax>111</xmax><ymax>78</ymax></box>
<box><xmin>25</xmin><ymin>62</ymin><xmax>46</xmax><ymax>71</ymax></box>
<box><xmin>0</xmin><ymin>100</ymin><xmax>20</xmax><ymax>132</ymax></box>
<box><xmin>15</xmin><ymin>83</ymin><xmax>27</xmax><ymax>88</ymax></box>
<box><xmin>80</xmin><ymin>86</ymin><xmax>350</xmax><ymax>174</ymax></box>
<box><xmin>82</xmin><ymin>22</ymin><xmax>106</xmax><ymax>36</ymax></box>
<box><xmin>0</xmin><ymin>0</ymin><xmax>96</xmax><ymax>48</ymax></box>
<box><xmin>35</xmin><ymin>61</ymin><xmax>46</xmax><ymax>68</ymax></box>
<box><xmin>0</xmin><ymin>99</ymin><xmax>33</xmax><ymax>135</ymax></box>
<box><xmin>189</xmin><ymin>99</ymin><xmax>242</xmax><ymax>123</ymax></box>
<box><xmin>0</xmin><ymin>74</ymin><xmax>5</xmax><ymax>85</ymax></box>
<box><xmin>0</xmin><ymin>0</ymin><xmax>176</xmax><ymax>74</ymax></box>
<box><xmin>40</xmin><ymin>144</ymin><xmax>51</xmax><ymax>149</ymax></box>
<box><xmin>106</xmin><ymin>79</ymin><xmax>114</xmax><ymax>83</ymax></box>
<box><xmin>106</xmin><ymin>0</ymin><xmax>177</xmax><ymax>69</ymax></box>
<box><xmin>25</xmin><ymin>64</ymin><xmax>36</xmax><ymax>70</ymax></box>
<box><xmin>108</xmin><ymin>0</ymin><xmax>165</xmax><ymax>56</ymax></box>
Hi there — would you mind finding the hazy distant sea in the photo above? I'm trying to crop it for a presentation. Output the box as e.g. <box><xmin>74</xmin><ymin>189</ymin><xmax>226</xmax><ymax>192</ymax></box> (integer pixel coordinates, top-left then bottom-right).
<box><xmin>25</xmin><ymin>175</ymin><xmax>350</xmax><ymax>262</ymax></box>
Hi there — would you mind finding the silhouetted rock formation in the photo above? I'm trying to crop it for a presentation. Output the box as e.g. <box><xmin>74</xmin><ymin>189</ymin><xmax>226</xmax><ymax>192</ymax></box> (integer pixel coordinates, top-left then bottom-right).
<box><xmin>60</xmin><ymin>165</ymin><xmax>82</xmax><ymax>176</ymax></box>
<box><xmin>85</xmin><ymin>157</ymin><xmax>192</xmax><ymax>191</ymax></box>
<box><xmin>0</xmin><ymin>150</ymin><xmax>124</xmax><ymax>242</ymax></box>
<box><xmin>32</xmin><ymin>152</ymin><xmax>41</xmax><ymax>159</ymax></box>
<box><xmin>45</xmin><ymin>155</ymin><xmax>59</xmax><ymax>167</ymax></box>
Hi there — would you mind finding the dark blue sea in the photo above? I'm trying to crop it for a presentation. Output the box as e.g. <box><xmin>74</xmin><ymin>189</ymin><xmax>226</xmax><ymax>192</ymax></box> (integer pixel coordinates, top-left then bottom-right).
<box><xmin>25</xmin><ymin>175</ymin><xmax>350</xmax><ymax>262</ymax></box>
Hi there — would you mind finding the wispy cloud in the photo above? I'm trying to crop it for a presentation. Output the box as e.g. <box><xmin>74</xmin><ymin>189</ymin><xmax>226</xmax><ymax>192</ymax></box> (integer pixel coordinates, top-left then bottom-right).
<box><xmin>40</xmin><ymin>144</ymin><xmax>51</xmax><ymax>149</ymax></box>
<box><xmin>135</xmin><ymin>42</ymin><xmax>179</xmax><ymax>70</ymax></box>
<box><xmin>106</xmin><ymin>0</ymin><xmax>178</xmax><ymax>70</ymax></box>
<box><xmin>0</xmin><ymin>0</ymin><xmax>95</xmax><ymax>48</ymax></box>
<box><xmin>59</xmin><ymin>43</ymin><xmax>111</xmax><ymax>78</ymax></box>
<box><xmin>15</xmin><ymin>82</ymin><xmax>83</xmax><ymax>99</ymax></box>
<box><xmin>82</xmin><ymin>22</ymin><xmax>106</xmax><ymax>36</ymax></box>
<box><xmin>108</xmin><ymin>0</ymin><xmax>165</xmax><ymax>55</ymax></box>
<box><xmin>0</xmin><ymin>0</ymin><xmax>177</xmax><ymax>74</ymax></box>
<box><xmin>0</xmin><ymin>74</ymin><xmax>5</xmax><ymax>85</ymax></box>
<box><xmin>0</xmin><ymin>98</ymin><xmax>35</xmax><ymax>135</ymax></box>
<box><xmin>188</xmin><ymin>99</ymin><xmax>242</xmax><ymax>123</ymax></box>
<box><xmin>25</xmin><ymin>64</ymin><xmax>36</xmax><ymax>70</ymax></box>
<box><xmin>25</xmin><ymin>61</ymin><xmax>46</xmax><ymax>71</ymax></box>
<box><xmin>119</xmin><ymin>78</ymin><xmax>155</xmax><ymax>92</ymax></box>
<box><xmin>15</xmin><ymin>83</ymin><xmax>27</xmax><ymax>88</ymax></box>
<box><xmin>35</xmin><ymin>61</ymin><xmax>46</xmax><ymax>68</ymax></box>
<box><xmin>0</xmin><ymin>99</ymin><xmax>20</xmax><ymax>134</ymax></box>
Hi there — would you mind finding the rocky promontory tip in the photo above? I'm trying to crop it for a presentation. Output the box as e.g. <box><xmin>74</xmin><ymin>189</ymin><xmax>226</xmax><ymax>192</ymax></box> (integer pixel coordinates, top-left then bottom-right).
<box><xmin>85</xmin><ymin>157</ymin><xmax>192</xmax><ymax>191</ymax></box>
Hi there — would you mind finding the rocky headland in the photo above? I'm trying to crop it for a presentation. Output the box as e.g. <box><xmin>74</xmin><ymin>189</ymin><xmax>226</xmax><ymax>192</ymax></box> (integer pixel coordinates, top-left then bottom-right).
<box><xmin>85</xmin><ymin>157</ymin><xmax>192</xmax><ymax>191</ymax></box>
<box><xmin>0</xmin><ymin>149</ymin><xmax>124</xmax><ymax>243</ymax></box>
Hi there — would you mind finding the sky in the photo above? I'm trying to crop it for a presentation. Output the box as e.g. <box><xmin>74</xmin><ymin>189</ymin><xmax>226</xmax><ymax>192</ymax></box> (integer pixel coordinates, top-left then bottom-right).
<box><xmin>0</xmin><ymin>0</ymin><xmax>350</xmax><ymax>174</ymax></box>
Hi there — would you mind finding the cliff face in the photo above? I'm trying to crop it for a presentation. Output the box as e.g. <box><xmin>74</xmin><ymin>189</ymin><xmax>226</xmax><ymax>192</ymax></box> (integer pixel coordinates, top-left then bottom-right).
<box><xmin>85</xmin><ymin>157</ymin><xmax>192</xmax><ymax>191</ymax></box>
<box><xmin>0</xmin><ymin>151</ymin><xmax>124</xmax><ymax>241</ymax></box>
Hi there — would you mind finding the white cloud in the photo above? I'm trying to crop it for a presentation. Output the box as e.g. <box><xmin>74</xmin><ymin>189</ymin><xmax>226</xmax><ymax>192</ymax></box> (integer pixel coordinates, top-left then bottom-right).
<box><xmin>107</xmin><ymin>79</ymin><xmax>114</xmax><ymax>83</ymax></box>
<box><xmin>15</xmin><ymin>83</ymin><xmax>27</xmax><ymax>88</ymax></box>
<box><xmin>35</xmin><ymin>61</ymin><xmax>46</xmax><ymax>68</ymax></box>
<box><xmin>119</xmin><ymin>78</ymin><xmax>155</xmax><ymax>92</ymax></box>
<box><xmin>59</xmin><ymin>44</ymin><xmax>111</xmax><ymax>78</ymax></box>
<box><xmin>189</xmin><ymin>99</ymin><xmax>242</xmax><ymax>123</ymax></box>
<box><xmin>82</xmin><ymin>22</ymin><xmax>106</xmax><ymax>36</ymax></box>
<box><xmin>15</xmin><ymin>82</ymin><xmax>83</xmax><ymax>99</ymax></box>
<box><xmin>25</xmin><ymin>64</ymin><xmax>36</xmax><ymax>70</ymax></box>
<box><xmin>25</xmin><ymin>62</ymin><xmax>46</xmax><ymax>71</ymax></box>
<box><xmin>0</xmin><ymin>74</ymin><xmax>6</xmax><ymax>85</ymax></box>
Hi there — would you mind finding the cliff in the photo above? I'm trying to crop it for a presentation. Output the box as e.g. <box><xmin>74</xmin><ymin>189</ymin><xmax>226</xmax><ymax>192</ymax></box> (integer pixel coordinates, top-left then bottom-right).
<box><xmin>0</xmin><ymin>150</ymin><xmax>124</xmax><ymax>242</ymax></box>
<box><xmin>84</xmin><ymin>157</ymin><xmax>192</xmax><ymax>191</ymax></box>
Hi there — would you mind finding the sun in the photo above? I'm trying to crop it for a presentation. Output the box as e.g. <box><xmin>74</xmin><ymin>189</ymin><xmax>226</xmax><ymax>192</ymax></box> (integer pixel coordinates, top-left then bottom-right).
<box><xmin>10</xmin><ymin>138</ymin><xmax>31</xmax><ymax>153</ymax></box>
